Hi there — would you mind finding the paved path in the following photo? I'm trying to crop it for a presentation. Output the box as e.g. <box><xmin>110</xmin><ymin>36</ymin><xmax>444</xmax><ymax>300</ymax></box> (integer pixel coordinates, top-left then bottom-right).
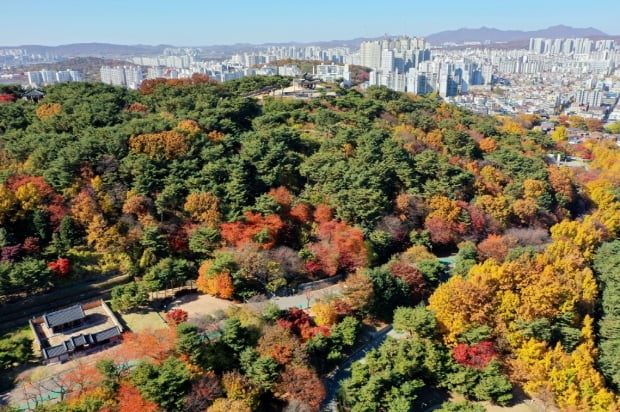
<box><xmin>267</xmin><ymin>284</ymin><xmax>342</xmax><ymax>310</ymax></box>
<box><xmin>167</xmin><ymin>284</ymin><xmax>343</xmax><ymax>321</ymax></box>
<box><xmin>320</xmin><ymin>325</ymin><xmax>393</xmax><ymax>412</ymax></box>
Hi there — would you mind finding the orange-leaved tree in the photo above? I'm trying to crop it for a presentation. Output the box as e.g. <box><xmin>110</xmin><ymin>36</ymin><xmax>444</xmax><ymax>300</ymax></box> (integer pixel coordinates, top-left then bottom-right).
<box><xmin>196</xmin><ymin>260</ymin><xmax>235</xmax><ymax>299</ymax></box>
<box><xmin>220</xmin><ymin>211</ymin><xmax>285</xmax><ymax>250</ymax></box>
<box><xmin>117</xmin><ymin>382</ymin><xmax>158</xmax><ymax>412</ymax></box>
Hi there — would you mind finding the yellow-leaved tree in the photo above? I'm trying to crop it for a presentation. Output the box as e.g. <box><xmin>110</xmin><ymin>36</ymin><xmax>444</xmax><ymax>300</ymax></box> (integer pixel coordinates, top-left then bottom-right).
<box><xmin>183</xmin><ymin>192</ymin><xmax>222</xmax><ymax>228</ymax></box>
<box><xmin>427</xmin><ymin>273</ymin><xmax>497</xmax><ymax>345</ymax></box>
<box><xmin>512</xmin><ymin>316</ymin><xmax>618</xmax><ymax>412</ymax></box>
<box><xmin>311</xmin><ymin>301</ymin><xmax>338</xmax><ymax>326</ymax></box>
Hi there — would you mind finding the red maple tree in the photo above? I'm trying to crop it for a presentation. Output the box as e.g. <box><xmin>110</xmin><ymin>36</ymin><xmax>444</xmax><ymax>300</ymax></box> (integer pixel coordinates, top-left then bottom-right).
<box><xmin>277</xmin><ymin>308</ymin><xmax>315</xmax><ymax>340</ymax></box>
<box><xmin>452</xmin><ymin>340</ymin><xmax>498</xmax><ymax>369</ymax></box>
<box><xmin>165</xmin><ymin>309</ymin><xmax>189</xmax><ymax>326</ymax></box>
<box><xmin>48</xmin><ymin>257</ymin><xmax>71</xmax><ymax>277</ymax></box>
<box><xmin>220</xmin><ymin>211</ymin><xmax>285</xmax><ymax>249</ymax></box>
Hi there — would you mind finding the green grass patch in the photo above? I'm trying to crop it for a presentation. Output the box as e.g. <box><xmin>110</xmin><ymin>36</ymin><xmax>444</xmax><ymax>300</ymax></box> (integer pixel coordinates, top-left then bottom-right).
<box><xmin>0</xmin><ymin>324</ymin><xmax>34</xmax><ymax>341</ymax></box>
<box><xmin>119</xmin><ymin>309</ymin><xmax>167</xmax><ymax>332</ymax></box>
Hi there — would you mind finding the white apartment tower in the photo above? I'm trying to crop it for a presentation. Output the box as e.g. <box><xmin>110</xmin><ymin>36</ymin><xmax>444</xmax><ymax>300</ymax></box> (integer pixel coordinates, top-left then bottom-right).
<box><xmin>124</xmin><ymin>67</ymin><xmax>144</xmax><ymax>90</ymax></box>
<box><xmin>26</xmin><ymin>71</ymin><xmax>43</xmax><ymax>86</ymax></box>
<box><xmin>100</xmin><ymin>66</ymin><xmax>126</xmax><ymax>87</ymax></box>
<box><xmin>360</xmin><ymin>41</ymin><xmax>382</xmax><ymax>69</ymax></box>
<box><xmin>101</xmin><ymin>66</ymin><xmax>144</xmax><ymax>89</ymax></box>
<box><xmin>380</xmin><ymin>49</ymin><xmax>394</xmax><ymax>72</ymax></box>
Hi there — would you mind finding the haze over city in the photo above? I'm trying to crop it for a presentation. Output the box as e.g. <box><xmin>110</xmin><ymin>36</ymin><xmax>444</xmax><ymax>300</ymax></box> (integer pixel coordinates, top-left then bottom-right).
<box><xmin>4</xmin><ymin>0</ymin><xmax>620</xmax><ymax>46</ymax></box>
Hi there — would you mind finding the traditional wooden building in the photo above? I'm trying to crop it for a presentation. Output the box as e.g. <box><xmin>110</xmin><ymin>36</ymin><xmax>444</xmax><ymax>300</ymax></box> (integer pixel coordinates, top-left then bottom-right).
<box><xmin>22</xmin><ymin>89</ymin><xmax>45</xmax><ymax>102</ymax></box>
<box><xmin>30</xmin><ymin>300</ymin><xmax>123</xmax><ymax>364</ymax></box>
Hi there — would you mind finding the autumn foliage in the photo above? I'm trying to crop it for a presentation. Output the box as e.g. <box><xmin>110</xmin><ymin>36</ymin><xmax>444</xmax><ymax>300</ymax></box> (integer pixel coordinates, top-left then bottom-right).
<box><xmin>452</xmin><ymin>340</ymin><xmax>498</xmax><ymax>369</ymax></box>
<box><xmin>48</xmin><ymin>257</ymin><xmax>71</xmax><ymax>277</ymax></box>
<box><xmin>311</xmin><ymin>301</ymin><xmax>338</xmax><ymax>326</ymax></box>
<box><xmin>207</xmin><ymin>130</ymin><xmax>225</xmax><ymax>143</ymax></box>
<box><xmin>256</xmin><ymin>324</ymin><xmax>306</xmax><ymax>365</ymax></box>
<box><xmin>184</xmin><ymin>372</ymin><xmax>223</xmax><ymax>411</ymax></box>
<box><xmin>277</xmin><ymin>307</ymin><xmax>314</xmax><ymax>339</ymax></box>
<box><xmin>313</xmin><ymin>204</ymin><xmax>333</xmax><ymax>223</ymax></box>
<box><xmin>476</xmin><ymin>234</ymin><xmax>515</xmax><ymax>263</ymax></box>
<box><xmin>138</xmin><ymin>73</ymin><xmax>212</xmax><ymax>94</ymax></box>
<box><xmin>305</xmin><ymin>219</ymin><xmax>367</xmax><ymax>276</ymax></box>
<box><xmin>478</xmin><ymin>137</ymin><xmax>498</xmax><ymax>153</ymax></box>
<box><xmin>126</xmin><ymin>102</ymin><xmax>148</xmax><ymax>113</ymax></box>
<box><xmin>176</xmin><ymin>119</ymin><xmax>202</xmax><ymax>135</ymax></box>
<box><xmin>119</xmin><ymin>328</ymin><xmax>176</xmax><ymax>365</ymax></box>
<box><xmin>4</xmin><ymin>175</ymin><xmax>67</xmax><ymax>227</ymax></box>
<box><xmin>35</xmin><ymin>102</ymin><xmax>62</xmax><ymax>119</ymax></box>
<box><xmin>129</xmin><ymin>130</ymin><xmax>189</xmax><ymax>159</ymax></box>
<box><xmin>268</xmin><ymin>186</ymin><xmax>293</xmax><ymax>214</ymax></box>
<box><xmin>117</xmin><ymin>382</ymin><xmax>158</xmax><ymax>412</ymax></box>
<box><xmin>274</xmin><ymin>307</ymin><xmax>329</xmax><ymax>342</ymax></box>
<box><xmin>165</xmin><ymin>309</ymin><xmax>189</xmax><ymax>326</ymax></box>
<box><xmin>196</xmin><ymin>261</ymin><xmax>235</xmax><ymax>299</ymax></box>
<box><xmin>220</xmin><ymin>211</ymin><xmax>285</xmax><ymax>250</ymax></box>
<box><xmin>388</xmin><ymin>260</ymin><xmax>429</xmax><ymax>302</ymax></box>
<box><xmin>184</xmin><ymin>192</ymin><xmax>222</xmax><ymax>228</ymax></box>
<box><xmin>0</xmin><ymin>93</ymin><xmax>15</xmax><ymax>103</ymax></box>
<box><xmin>274</xmin><ymin>366</ymin><xmax>326</xmax><ymax>411</ymax></box>
<box><xmin>5</xmin><ymin>71</ymin><xmax>620</xmax><ymax>412</ymax></box>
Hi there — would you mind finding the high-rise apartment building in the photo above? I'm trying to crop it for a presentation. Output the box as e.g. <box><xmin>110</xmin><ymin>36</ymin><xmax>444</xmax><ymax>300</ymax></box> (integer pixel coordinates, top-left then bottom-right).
<box><xmin>124</xmin><ymin>66</ymin><xmax>144</xmax><ymax>90</ymax></box>
<box><xmin>380</xmin><ymin>49</ymin><xmax>394</xmax><ymax>72</ymax></box>
<box><xmin>360</xmin><ymin>41</ymin><xmax>382</xmax><ymax>69</ymax></box>
<box><xmin>361</xmin><ymin>37</ymin><xmax>430</xmax><ymax>71</ymax></box>
<box><xmin>26</xmin><ymin>69</ymin><xmax>81</xmax><ymax>87</ymax></box>
<box><xmin>101</xmin><ymin>66</ymin><xmax>143</xmax><ymax>89</ymax></box>
<box><xmin>40</xmin><ymin>70</ymin><xmax>57</xmax><ymax>84</ymax></box>
<box><xmin>26</xmin><ymin>71</ymin><xmax>43</xmax><ymax>85</ymax></box>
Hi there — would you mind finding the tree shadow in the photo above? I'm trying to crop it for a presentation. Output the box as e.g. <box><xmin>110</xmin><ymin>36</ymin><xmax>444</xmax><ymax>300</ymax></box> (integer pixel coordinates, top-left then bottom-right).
<box><xmin>413</xmin><ymin>387</ymin><xmax>450</xmax><ymax>411</ymax></box>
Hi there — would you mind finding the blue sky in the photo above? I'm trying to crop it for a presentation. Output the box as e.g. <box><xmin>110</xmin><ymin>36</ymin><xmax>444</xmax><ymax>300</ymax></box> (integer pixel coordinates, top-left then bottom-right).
<box><xmin>3</xmin><ymin>0</ymin><xmax>619</xmax><ymax>46</ymax></box>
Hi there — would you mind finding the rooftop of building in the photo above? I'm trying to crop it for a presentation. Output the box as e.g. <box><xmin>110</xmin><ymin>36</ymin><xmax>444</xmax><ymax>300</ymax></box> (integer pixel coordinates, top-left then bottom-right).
<box><xmin>43</xmin><ymin>304</ymin><xmax>85</xmax><ymax>329</ymax></box>
<box><xmin>30</xmin><ymin>300</ymin><xmax>123</xmax><ymax>361</ymax></box>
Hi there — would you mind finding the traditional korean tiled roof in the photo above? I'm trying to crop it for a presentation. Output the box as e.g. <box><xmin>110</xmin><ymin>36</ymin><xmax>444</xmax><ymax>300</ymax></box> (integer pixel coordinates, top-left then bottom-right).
<box><xmin>22</xmin><ymin>89</ymin><xmax>45</xmax><ymax>98</ymax></box>
<box><xmin>41</xmin><ymin>326</ymin><xmax>122</xmax><ymax>360</ymax></box>
<box><xmin>43</xmin><ymin>305</ymin><xmax>85</xmax><ymax>328</ymax></box>
<box><xmin>93</xmin><ymin>326</ymin><xmax>122</xmax><ymax>342</ymax></box>
<box><xmin>43</xmin><ymin>342</ymin><xmax>71</xmax><ymax>359</ymax></box>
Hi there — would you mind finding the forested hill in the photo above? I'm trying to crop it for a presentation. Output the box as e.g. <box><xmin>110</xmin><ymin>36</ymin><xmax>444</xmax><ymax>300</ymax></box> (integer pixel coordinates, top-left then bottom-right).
<box><xmin>1</xmin><ymin>77</ymin><xmax>620</xmax><ymax>411</ymax></box>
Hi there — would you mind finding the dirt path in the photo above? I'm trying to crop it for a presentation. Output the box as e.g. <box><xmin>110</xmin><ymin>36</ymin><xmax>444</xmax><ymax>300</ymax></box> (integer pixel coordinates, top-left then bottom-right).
<box><xmin>168</xmin><ymin>293</ymin><xmax>234</xmax><ymax>321</ymax></box>
<box><xmin>483</xmin><ymin>401</ymin><xmax>539</xmax><ymax>412</ymax></box>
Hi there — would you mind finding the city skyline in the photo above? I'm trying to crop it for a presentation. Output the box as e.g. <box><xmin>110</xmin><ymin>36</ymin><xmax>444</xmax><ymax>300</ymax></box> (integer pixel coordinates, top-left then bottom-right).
<box><xmin>3</xmin><ymin>0</ymin><xmax>620</xmax><ymax>47</ymax></box>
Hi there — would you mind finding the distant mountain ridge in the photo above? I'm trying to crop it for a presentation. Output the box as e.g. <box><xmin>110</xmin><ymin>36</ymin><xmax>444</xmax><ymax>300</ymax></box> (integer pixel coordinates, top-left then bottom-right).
<box><xmin>2</xmin><ymin>26</ymin><xmax>615</xmax><ymax>58</ymax></box>
<box><xmin>425</xmin><ymin>25</ymin><xmax>609</xmax><ymax>45</ymax></box>
<box><xmin>1</xmin><ymin>39</ymin><xmax>377</xmax><ymax>59</ymax></box>
<box><xmin>0</xmin><ymin>43</ymin><xmax>172</xmax><ymax>58</ymax></box>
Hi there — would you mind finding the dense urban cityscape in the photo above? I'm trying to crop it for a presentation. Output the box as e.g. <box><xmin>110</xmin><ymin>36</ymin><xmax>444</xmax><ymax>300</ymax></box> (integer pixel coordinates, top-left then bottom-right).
<box><xmin>2</xmin><ymin>34</ymin><xmax>620</xmax><ymax>127</ymax></box>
